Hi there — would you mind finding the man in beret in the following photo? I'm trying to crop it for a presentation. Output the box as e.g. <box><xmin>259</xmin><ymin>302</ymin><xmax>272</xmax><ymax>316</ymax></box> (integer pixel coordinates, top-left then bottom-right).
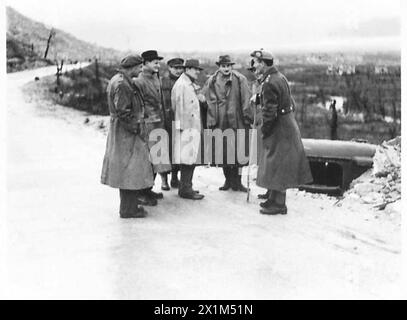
<box><xmin>161</xmin><ymin>58</ymin><xmax>185</xmax><ymax>189</ymax></box>
<box><xmin>171</xmin><ymin>59</ymin><xmax>205</xmax><ymax>200</ymax></box>
<box><xmin>101</xmin><ymin>55</ymin><xmax>154</xmax><ymax>218</ymax></box>
<box><xmin>133</xmin><ymin>50</ymin><xmax>172</xmax><ymax>199</ymax></box>
<box><xmin>204</xmin><ymin>55</ymin><xmax>252</xmax><ymax>192</ymax></box>
<box><xmin>250</xmin><ymin>49</ymin><xmax>312</xmax><ymax>215</ymax></box>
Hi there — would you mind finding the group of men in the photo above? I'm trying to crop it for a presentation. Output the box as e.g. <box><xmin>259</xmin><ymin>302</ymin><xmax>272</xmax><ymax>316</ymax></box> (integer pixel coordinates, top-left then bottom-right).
<box><xmin>101</xmin><ymin>49</ymin><xmax>312</xmax><ymax>219</ymax></box>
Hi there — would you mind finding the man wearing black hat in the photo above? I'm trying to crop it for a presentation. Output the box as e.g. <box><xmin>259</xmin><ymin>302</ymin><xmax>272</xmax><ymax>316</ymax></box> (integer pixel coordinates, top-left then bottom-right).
<box><xmin>133</xmin><ymin>50</ymin><xmax>172</xmax><ymax>199</ymax></box>
<box><xmin>204</xmin><ymin>55</ymin><xmax>252</xmax><ymax>192</ymax></box>
<box><xmin>171</xmin><ymin>59</ymin><xmax>205</xmax><ymax>200</ymax></box>
<box><xmin>161</xmin><ymin>58</ymin><xmax>185</xmax><ymax>189</ymax></box>
<box><xmin>101</xmin><ymin>55</ymin><xmax>154</xmax><ymax>218</ymax></box>
<box><xmin>250</xmin><ymin>49</ymin><xmax>312</xmax><ymax>215</ymax></box>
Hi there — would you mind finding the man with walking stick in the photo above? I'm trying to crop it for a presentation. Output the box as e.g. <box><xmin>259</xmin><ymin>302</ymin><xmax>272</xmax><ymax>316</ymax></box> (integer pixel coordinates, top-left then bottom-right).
<box><xmin>204</xmin><ymin>55</ymin><xmax>252</xmax><ymax>192</ymax></box>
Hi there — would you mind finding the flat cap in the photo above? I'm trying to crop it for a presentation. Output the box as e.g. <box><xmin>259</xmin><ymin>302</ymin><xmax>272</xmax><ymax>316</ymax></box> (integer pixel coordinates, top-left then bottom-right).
<box><xmin>120</xmin><ymin>55</ymin><xmax>143</xmax><ymax>68</ymax></box>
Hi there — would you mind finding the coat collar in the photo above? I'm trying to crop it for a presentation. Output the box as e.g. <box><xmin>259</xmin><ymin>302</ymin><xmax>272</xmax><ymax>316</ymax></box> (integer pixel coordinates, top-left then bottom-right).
<box><xmin>181</xmin><ymin>72</ymin><xmax>194</xmax><ymax>85</ymax></box>
<box><xmin>142</xmin><ymin>68</ymin><xmax>158</xmax><ymax>79</ymax></box>
<box><xmin>180</xmin><ymin>73</ymin><xmax>200</xmax><ymax>91</ymax></box>
<box><xmin>169</xmin><ymin>72</ymin><xmax>180</xmax><ymax>81</ymax></box>
<box><xmin>260</xmin><ymin>65</ymin><xmax>279</xmax><ymax>83</ymax></box>
<box><xmin>215</xmin><ymin>70</ymin><xmax>232</xmax><ymax>81</ymax></box>
<box><xmin>117</xmin><ymin>70</ymin><xmax>133</xmax><ymax>87</ymax></box>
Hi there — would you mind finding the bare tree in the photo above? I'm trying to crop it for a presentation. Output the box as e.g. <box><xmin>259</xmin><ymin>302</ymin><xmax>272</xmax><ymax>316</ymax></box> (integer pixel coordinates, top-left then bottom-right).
<box><xmin>94</xmin><ymin>57</ymin><xmax>103</xmax><ymax>97</ymax></box>
<box><xmin>44</xmin><ymin>29</ymin><xmax>56</xmax><ymax>59</ymax></box>
<box><xmin>376</xmin><ymin>75</ymin><xmax>386</xmax><ymax>119</ymax></box>
<box><xmin>95</xmin><ymin>58</ymin><xmax>100</xmax><ymax>83</ymax></box>
<box><xmin>300</xmin><ymin>94</ymin><xmax>307</xmax><ymax>125</ymax></box>
<box><xmin>55</xmin><ymin>59</ymin><xmax>64</xmax><ymax>87</ymax></box>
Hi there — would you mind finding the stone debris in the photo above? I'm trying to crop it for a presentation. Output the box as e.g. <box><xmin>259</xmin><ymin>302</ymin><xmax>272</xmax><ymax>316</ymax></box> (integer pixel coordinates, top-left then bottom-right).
<box><xmin>345</xmin><ymin>136</ymin><xmax>401</xmax><ymax>212</ymax></box>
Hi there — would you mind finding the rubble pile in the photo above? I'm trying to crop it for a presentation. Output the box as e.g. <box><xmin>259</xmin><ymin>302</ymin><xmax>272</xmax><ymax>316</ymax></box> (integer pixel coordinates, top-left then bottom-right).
<box><xmin>345</xmin><ymin>136</ymin><xmax>401</xmax><ymax>211</ymax></box>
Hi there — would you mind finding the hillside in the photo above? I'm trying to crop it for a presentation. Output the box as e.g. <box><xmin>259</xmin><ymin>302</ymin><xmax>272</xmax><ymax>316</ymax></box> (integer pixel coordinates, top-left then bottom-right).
<box><xmin>6</xmin><ymin>6</ymin><xmax>123</xmax><ymax>72</ymax></box>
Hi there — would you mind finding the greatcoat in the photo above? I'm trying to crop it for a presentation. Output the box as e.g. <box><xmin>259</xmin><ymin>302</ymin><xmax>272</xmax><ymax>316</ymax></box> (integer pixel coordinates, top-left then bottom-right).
<box><xmin>161</xmin><ymin>72</ymin><xmax>180</xmax><ymax>162</ymax></box>
<box><xmin>101</xmin><ymin>71</ymin><xmax>154</xmax><ymax>190</ymax></box>
<box><xmin>133</xmin><ymin>69</ymin><xmax>172</xmax><ymax>173</ymax></box>
<box><xmin>256</xmin><ymin>66</ymin><xmax>313</xmax><ymax>191</ymax></box>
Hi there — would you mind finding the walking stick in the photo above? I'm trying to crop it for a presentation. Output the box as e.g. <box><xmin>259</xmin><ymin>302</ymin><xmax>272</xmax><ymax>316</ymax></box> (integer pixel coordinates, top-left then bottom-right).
<box><xmin>247</xmin><ymin>102</ymin><xmax>258</xmax><ymax>203</ymax></box>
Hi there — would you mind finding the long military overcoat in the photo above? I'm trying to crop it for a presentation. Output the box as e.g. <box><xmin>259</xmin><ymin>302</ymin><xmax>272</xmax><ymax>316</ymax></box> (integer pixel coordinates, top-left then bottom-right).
<box><xmin>256</xmin><ymin>66</ymin><xmax>313</xmax><ymax>191</ymax></box>
<box><xmin>162</xmin><ymin>73</ymin><xmax>179</xmax><ymax>161</ymax></box>
<box><xmin>133</xmin><ymin>70</ymin><xmax>172</xmax><ymax>173</ymax></box>
<box><xmin>171</xmin><ymin>73</ymin><xmax>202</xmax><ymax>165</ymax></box>
<box><xmin>101</xmin><ymin>72</ymin><xmax>154</xmax><ymax>190</ymax></box>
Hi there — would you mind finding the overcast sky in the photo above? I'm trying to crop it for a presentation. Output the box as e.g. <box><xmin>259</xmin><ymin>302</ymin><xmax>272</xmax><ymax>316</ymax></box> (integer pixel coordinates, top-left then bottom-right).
<box><xmin>5</xmin><ymin>0</ymin><xmax>402</xmax><ymax>52</ymax></box>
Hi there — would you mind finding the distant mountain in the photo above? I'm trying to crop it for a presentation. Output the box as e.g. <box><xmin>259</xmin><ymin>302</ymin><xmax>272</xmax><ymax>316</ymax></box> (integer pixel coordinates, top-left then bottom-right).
<box><xmin>6</xmin><ymin>6</ymin><xmax>123</xmax><ymax>72</ymax></box>
<box><xmin>329</xmin><ymin>16</ymin><xmax>401</xmax><ymax>39</ymax></box>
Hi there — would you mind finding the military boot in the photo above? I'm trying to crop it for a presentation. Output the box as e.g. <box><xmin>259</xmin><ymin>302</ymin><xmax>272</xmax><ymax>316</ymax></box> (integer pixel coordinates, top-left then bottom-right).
<box><xmin>260</xmin><ymin>190</ymin><xmax>287</xmax><ymax>215</ymax></box>
<box><xmin>120</xmin><ymin>206</ymin><xmax>148</xmax><ymax>219</ymax></box>
<box><xmin>179</xmin><ymin>190</ymin><xmax>205</xmax><ymax>200</ymax></box>
<box><xmin>170</xmin><ymin>174</ymin><xmax>180</xmax><ymax>188</ymax></box>
<box><xmin>231</xmin><ymin>168</ymin><xmax>248</xmax><ymax>192</ymax></box>
<box><xmin>136</xmin><ymin>192</ymin><xmax>158</xmax><ymax>207</ymax></box>
<box><xmin>219</xmin><ymin>166</ymin><xmax>232</xmax><ymax>191</ymax></box>
<box><xmin>258</xmin><ymin>190</ymin><xmax>270</xmax><ymax>200</ymax></box>
<box><xmin>260</xmin><ymin>191</ymin><xmax>276</xmax><ymax>208</ymax></box>
<box><xmin>144</xmin><ymin>188</ymin><xmax>164</xmax><ymax>200</ymax></box>
<box><xmin>260</xmin><ymin>204</ymin><xmax>288</xmax><ymax>215</ymax></box>
<box><xmin>161</xmin><ymin>173</ymin><xmax>170</xmax><ymax>191</ymax></box>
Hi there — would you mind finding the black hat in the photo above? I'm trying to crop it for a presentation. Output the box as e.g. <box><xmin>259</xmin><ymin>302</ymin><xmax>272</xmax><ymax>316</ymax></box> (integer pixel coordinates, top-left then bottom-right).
<box><xmin>184</xmin><ymin>59</ymin><xmax>204</xmax><ymax>70</ymax></box>
<box><xmin>120</xmin><ymin>54</ymin><xmax>143</xmax><ymax>68</ymax></box>
<box><xmin>216</xmin><ymin>55</ymin><xmax>235</xmax><ymax>66</ymax></box>
<box><xmin>167</xmin><ymin>58</ymin><xmax>185</xmax><ymax>68</ymax></box>
<box><xmin>142</xmin><ymin>50</ymin><xmax>164</xmax><ymax>62</ymax></box>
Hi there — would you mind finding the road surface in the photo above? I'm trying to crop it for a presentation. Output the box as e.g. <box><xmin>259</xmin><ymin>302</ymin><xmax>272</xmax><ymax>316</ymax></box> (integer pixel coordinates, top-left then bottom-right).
<box><xmin>1</xmin><ymin>66</ymin><xmax>402</xmax><ymax>299</ymax></box>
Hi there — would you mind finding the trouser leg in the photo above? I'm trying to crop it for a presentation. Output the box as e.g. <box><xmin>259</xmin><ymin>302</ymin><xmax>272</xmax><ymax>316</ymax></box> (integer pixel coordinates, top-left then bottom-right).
<box><xmin>231</xmin><ymin>166</ymin><xmax>248</xmax><ymax>192</ymax></box>
<box><xmin>229</xmin><ymin>166</ymin><xmax>237</xmax><ymax>188</ymax></box>
<box><xmin>172</xmin><ymin>165</ymin><xmax>180</xmax><ymax>176</ymax></box>
<box><xmin>260</xmin><ymin>189</ymin><xmax>288</xmax><ymax>215</ymax></box>
<box><xmin>160</xmin><ymin>172</ymin><xmax>170</xmax><ymax>190</ymax></box>
<box><xmin>119</xmin><ymin>189</ymin><xmax>139</xmax><ymax>216</ymax></box>
<box><xmin>222</xmin><ymin>166</ymin><xmax>231</xmax><ymax>182</ymax></box>
<box><xmin>179</xmin><ymin>164</ymin><xmax>195</xmax><ymax>194</ymax></box>
<box><xmin>219</xmin><ymin>166</ymin><xmax>232</xmax><ymax>190</ymax></box>
<box><xmin>273</xmin><ymin>190</ymin><xmax>287</xmax><ymax>206</ymax></box>
<box><xmin>171</xmin><ymin>165</ymin><xmax>180</xmax><ymax>185</ymax></box>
